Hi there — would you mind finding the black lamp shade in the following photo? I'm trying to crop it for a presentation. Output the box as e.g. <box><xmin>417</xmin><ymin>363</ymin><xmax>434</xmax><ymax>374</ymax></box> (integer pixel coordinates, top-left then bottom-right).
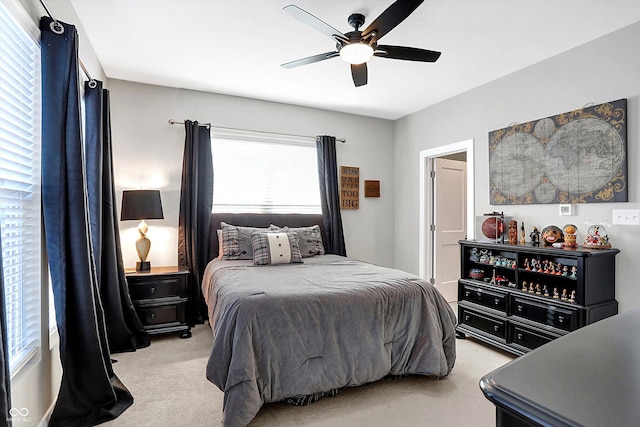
<box><xmin>120</xmin><ymin>190</ymin><xmax>164</xmax><ymax>221</ymax></box>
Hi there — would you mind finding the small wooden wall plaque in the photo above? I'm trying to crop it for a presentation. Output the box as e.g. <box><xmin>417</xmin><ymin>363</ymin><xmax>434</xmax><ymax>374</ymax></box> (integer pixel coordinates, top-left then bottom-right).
<box><xmin>364</xmin><ymin>180</ymin><xmax>380</xmax><ymax>197</ymax></box>
<box><xmin>340</xmin><ymin>166</ymin><xmax>359</xmax><ymax>209</ymax></box>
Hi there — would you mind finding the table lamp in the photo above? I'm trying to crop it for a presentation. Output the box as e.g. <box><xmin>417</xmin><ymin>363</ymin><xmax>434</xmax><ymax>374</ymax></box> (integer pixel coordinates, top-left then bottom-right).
<box><xmin>120</xmin><ymin>189</ymin><xmax>164</xmax><ymax>271</ymax></box>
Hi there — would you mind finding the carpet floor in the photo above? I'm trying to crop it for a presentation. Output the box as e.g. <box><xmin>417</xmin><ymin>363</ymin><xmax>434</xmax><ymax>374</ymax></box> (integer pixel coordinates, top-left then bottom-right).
<box><xmin>104</xmin><ymin>316</ymin><xmax>514</xmax><ymax>426</ymax></box>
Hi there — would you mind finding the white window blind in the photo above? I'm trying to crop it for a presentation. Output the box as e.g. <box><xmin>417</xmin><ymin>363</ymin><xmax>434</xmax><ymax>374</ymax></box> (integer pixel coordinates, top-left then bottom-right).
<box><xmin>0</xmin><ymin>0</ymin><xmax>42</xmax><ymax>374</ymax></box>
<box><xmin>212</xmin><ymin>131</ymin><xmax>321</xmax><ymax>214</ymax></box>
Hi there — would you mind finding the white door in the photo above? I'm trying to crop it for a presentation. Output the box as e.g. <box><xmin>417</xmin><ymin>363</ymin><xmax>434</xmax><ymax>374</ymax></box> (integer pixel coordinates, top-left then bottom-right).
<box><xmin>432</xmin><ymin>158</ymin><xmax>467</xmax><ymax>302</ymax></box>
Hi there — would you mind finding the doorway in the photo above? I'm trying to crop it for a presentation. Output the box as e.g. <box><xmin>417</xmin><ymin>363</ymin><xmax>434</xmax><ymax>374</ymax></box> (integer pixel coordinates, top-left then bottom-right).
<box><xmin>418</xmin><ymin>140</ymin><xmax>475</xmax><ymax>302</ymax></box>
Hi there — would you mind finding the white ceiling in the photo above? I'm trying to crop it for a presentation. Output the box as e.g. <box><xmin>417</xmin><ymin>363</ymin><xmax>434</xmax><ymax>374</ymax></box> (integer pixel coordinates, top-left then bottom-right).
<box><xmin>69</xmin><ymin>0</ymin><xmax>640</xmax><ymax>120</ymax></box>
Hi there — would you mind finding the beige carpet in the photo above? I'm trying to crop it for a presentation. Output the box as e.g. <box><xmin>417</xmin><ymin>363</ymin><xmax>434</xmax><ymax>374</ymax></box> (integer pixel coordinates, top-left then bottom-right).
<box><xmin>105</xmin><ymin>317</ymin><xmax>514</xmax><ymax>426</ymax></box>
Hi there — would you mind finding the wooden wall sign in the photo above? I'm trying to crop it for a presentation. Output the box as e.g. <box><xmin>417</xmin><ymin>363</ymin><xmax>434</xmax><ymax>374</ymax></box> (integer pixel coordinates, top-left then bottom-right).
<box><xmin>364</xmin><ymin>180</ymin><xmax>380</xmax><ymax>197</ymax></box>
<box><xmin>340</xmin><ymin>166</ymin><xmax>359</xmax><ymax>209</ymax></box>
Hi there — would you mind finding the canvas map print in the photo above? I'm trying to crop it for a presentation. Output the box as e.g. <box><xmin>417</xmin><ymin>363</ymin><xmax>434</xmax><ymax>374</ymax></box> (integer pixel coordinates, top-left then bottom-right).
<box><xmin>488</xmin><ymin>99</ymin><xmax>627</xmax><ymax>205</ymax></box>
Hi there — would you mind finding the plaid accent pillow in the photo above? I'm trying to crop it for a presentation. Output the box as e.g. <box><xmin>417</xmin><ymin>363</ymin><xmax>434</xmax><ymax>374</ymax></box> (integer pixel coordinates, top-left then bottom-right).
<box><xmin>220</xmin><ymin>222</ymin><xmax>269</xmax><ymax>260</ymax></box>
<box><xmin>270</xmin><ymin>224</ymin><xmax>325</xmax><ymax>257</ymax></box>
<box><xmin>251</xmin><ymin>231</ymin><xmax>303</xmax><ymax>265</ymax></box>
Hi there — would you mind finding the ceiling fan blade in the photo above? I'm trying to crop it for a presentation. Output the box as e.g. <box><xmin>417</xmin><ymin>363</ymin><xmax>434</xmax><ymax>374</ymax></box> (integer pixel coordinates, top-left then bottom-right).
<box><xmin>375</xmin><ymin>45</ymin><xmax>441</xmax><ymax>62</ymax></box>
<box><xmin>284</xmin><ymin>5</ymin><xmax>348</xmax><ymax>44</ymax></box>
<box><xmin>281</xmin><ymin>51</ymin><xmax>340</xmax><ymax>69</ymax></box>
<box><xmin>362</xmin><ymin>0</ymin><xmax>424</xmax><ymax>43</ymax></box>
<box><xmin>351</xmin><ymin>63</ymin><xmax>368</xmax><ymax>87</ymax></box>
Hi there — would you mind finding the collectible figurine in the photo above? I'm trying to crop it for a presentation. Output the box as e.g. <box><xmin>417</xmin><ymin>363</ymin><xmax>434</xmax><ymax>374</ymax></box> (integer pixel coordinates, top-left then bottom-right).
<box><xmin>530</xmin><ymin>226</ymin><xmax>540</xmax><ymax>246</ymax></box>
<box><xmin>562</xmin><ymin>224</ymin><xmax>578</xmax><ymax>247</ymax></box>
<box><xmin>541</xmin><ymin>225</ymin><xmax>564</xmax><ymax>246</ymax></box>
<box><xmin>562</xmin><ymin>265</ymin><xmax>569</xmax><ymax>276</ymax></box>
<box><xmin>524</xmin><ymin>258</ymin><xmax>530</xmax><ymax>270</ymax></box>
<box><xmin>522</xmin><ymin>281</ymin><xmax>528</xmax><ymax>292</ymax></box>
<box><xmin>535</xmin><ymin>283</ymin><xmax>541</xmax><ymax>295</ymax></box>
<box><xmin>553</xmin><ymin>287</ymin><xmax>559</xmax><ymax>299</ymax></box>
<box><xmin>556</xmin><ymin>263</ymin><xmax>562</xmax><ymax>275</ymax></box>
<box><xmin>520</xmin><ymin>222</ymin><xmax>526</xmax><ymax>245</ymax></box>
<box><xmin>508</xmin><ymin>220</ymin><xmax>518</xmax><ymax>245</ymax></box>
<box><xmin>543</xmin><ymin>285</ymin><xmax>549</xmax><ymax>297</ymax></box>
<box><xmin>529</xmin><ymin>282</ymin><xmax>534</xmax><ymax>293</ymax></box>
<box><xmin>561</xmin><ymin>289</ymin><xmax>568</xmax><ymax>301</ymax></box>
<box><xmin>569</xmin><ymin>290</ymin><xmax>576</xmax><ymax>303</ymax></box>
<box><xmin>570</xmin><ymin>266</ymin><xmax>577</xmax><ymax>278</ymax></box>
<box><xmin>469</xmin><ymin>247</ymin><xmax>480</xmax><ymax>262</ymax></box>
<box><xmin>542</xmin><ymin>259</ymin><xmax>549</xmax><ymax>273</ymax></box>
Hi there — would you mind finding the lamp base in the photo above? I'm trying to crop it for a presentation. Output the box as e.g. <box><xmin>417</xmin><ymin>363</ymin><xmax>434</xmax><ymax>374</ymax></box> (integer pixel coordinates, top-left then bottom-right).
<box><xmin>136</xmin><ymin>261</ymin><xmax>151</xmax><ymax>272</ymax></box>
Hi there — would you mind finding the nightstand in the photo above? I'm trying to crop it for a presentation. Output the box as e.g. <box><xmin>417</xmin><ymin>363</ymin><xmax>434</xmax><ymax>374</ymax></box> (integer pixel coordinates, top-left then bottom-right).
<box><xmin>125</xmin><ymin>266</ymin><xmax>192</xmax><ymax>339</ymax></box>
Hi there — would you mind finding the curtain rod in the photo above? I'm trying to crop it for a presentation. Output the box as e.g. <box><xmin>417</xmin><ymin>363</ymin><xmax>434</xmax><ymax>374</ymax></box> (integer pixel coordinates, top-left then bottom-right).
<box><xmin>167</xmin><ymin>119</ymin><xmax>346</xmax><ymax>143</ymax></box>
<box><xmin>39</xmin><ymin>0</ymin><xmax>97</xmax><ymax>88</ymax></box>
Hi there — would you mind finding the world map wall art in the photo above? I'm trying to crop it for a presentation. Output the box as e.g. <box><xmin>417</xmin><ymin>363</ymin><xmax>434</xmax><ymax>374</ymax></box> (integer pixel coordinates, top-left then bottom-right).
<box><xmin>488</xmin><ymin>98</ymin><xmax>627</xmax><ymax>205</ymax></box>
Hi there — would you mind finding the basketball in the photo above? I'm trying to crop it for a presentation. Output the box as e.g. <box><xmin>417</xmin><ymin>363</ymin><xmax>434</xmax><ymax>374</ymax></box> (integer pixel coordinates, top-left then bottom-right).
<box><xmin>481</xmin><ymin>217</ymin><xmax>504</xmax><ymax>239</ymax></box>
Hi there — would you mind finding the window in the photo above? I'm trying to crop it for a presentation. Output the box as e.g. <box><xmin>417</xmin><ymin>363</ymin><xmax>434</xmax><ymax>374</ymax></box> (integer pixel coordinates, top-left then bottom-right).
<box><xmin>0</xmin><ymin>0</ymin><xmax>42</xmax><ymax>374</ymax></box>
<box><xmin>212</xmin><ymin>130</ymin><xmax>321</xmax><ymax>214</ymax></box>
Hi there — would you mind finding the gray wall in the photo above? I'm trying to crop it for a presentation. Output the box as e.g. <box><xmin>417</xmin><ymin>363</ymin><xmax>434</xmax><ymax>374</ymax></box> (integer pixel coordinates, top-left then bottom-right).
<box><xmin>394</xmin><ymin>22</ymin><xmax>640</xmax><ymax>312</ymax></box>
<box><xmin>108</xmin><ymin>80</ymin><xmax>396</xmax><ymax>269</ymax></box>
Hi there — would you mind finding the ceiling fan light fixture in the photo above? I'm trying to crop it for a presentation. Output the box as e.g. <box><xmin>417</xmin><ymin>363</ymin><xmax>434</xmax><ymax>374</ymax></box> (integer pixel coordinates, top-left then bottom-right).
<box><xmin>339</xmin><ymin>43</ymin><xmax>374</xmax><ymax>65</ymax></box>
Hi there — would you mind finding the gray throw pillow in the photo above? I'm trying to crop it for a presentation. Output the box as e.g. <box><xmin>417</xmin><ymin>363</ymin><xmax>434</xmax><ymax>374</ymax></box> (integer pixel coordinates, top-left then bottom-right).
<box><xmin>220</xmin><ymin>222</ymin><xmax>269</xmax><ymax>260</ymax></box>
<box><xmin>269</xmin><ymin>224</ymin><xmax>325</xmax><ymax>258</ymax></box>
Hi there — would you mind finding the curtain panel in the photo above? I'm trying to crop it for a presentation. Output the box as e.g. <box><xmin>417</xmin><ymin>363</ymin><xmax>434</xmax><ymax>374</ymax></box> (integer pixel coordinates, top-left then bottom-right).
<box><xmin>84</xmin><ymin>81</ymin><xmax>149</xmax><ymax>353</ymax></box>
<box><xmin>178</xmin><ymin>120</ymin><xmax>213</xmax><ymax>324</ymax></box>
<box><xmin>316</xmin><ymin>135</ymin><xmax>347</xmax><ymax>256</ymax></box>
<box><xmin>41</xmin><ymin>17</ymin><xmax>133</xmax><ymax>426</ymax></box>
<box><xmin>0</xmin><ymin>233</ymin><xmax>11</xmax><ymax>427</ymax></box>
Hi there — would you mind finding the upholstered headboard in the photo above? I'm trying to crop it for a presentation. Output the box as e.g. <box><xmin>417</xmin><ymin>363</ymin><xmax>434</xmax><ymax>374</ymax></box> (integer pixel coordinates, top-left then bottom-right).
<box><xmin>208</xmin><ymin>213</ymin><xmax>326</xmax><ymax>262</ymax></box>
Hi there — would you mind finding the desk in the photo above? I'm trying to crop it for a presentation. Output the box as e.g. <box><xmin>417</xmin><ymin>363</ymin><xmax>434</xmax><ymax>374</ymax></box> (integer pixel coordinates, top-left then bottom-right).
<box><xmin>480</xmin><ymin>308</ymin><xmax>640</xmax><ymax>426</ymax></box>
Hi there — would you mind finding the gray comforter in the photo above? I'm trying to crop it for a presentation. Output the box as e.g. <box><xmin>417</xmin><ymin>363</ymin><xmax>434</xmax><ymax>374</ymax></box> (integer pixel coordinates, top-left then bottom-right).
<box><xmin>202</xmin><ymin>255</ymin><xmax>457</xmax><ymax>427</ymax></box>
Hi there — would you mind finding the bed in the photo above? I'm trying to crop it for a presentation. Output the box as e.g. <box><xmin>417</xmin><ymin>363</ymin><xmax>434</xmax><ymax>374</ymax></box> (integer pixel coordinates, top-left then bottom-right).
<box><xmin>202</xmin><ymin>213</ymin><xmax>457</xmax><ymax>427</ymax></box>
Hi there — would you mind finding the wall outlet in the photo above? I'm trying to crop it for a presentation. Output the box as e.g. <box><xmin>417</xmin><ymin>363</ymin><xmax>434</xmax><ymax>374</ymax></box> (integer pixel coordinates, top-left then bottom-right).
<box><xmin>612</xmin><ymin>209</ymin><xmax>640</xmax><ymax>225</ymax></box>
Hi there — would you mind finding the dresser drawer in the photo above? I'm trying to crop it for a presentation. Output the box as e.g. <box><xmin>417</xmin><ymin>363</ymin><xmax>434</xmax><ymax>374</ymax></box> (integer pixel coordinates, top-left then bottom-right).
<box><xmin>128</xmin><ymin>275</ymin><xmax>187</xmax><ymax>300</ymax></box>
<box><xmin>136</xmin><ymin>300</ymin><xmax>186</xmax><ymax>328</ymax></box>
<box><xmin>511</xmin><ymin>296</ymin><xmax>578</xmax><ymax>332</ymax></box>
<box><xmin>461</xmin><ymin>283</ymin><xmax>507</xmax><ymax>313</ymax></box>
<box><xmin>510</xmin><ymin>323</ymin><xmax>559</xmax><ymax>351</ymax></box>
<box><xmin>459</xmin><ymin>307</ymin><xmax>507</xmax><ymax>340</ymax></box>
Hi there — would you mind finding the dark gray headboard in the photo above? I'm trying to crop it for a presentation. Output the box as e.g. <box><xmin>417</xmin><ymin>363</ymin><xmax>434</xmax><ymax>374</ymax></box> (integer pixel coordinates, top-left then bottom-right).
<box><xmin>208</xmin><ymin>213</ymin><xmax>326</xmax><ymax>262</ymax></box>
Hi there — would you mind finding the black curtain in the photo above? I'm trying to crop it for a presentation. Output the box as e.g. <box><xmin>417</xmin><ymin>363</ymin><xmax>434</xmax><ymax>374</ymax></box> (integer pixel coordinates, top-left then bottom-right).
<box><xmin>0</xmin><ymin>234</ymin><xmax>12</xmax><ymax>427</ymax></box>
<box><xmin>178</xmin><ymin>120</ymin><xmax>213</xmax><ymax>324</ymax></box>
<box><xmin>316</xmin><ymin>135</ymin><xmax>347</xmax><ymax>256</ymax></box>
<box><xmin>41</xmin><ymin>17</ymin><xmax>133</xmax><ymax>426</ymax></box>
<box><xmin>84</xmin><ymin>81</ymin><xmax>149</xmax><ymax>353</ymax></box>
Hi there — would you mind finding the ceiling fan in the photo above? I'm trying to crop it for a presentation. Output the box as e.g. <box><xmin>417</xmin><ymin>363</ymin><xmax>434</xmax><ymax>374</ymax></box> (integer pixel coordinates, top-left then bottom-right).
<box><xmin>281</xmin><ymin>0</ymin><xmax>441</xmax><ymax>87</ymax></box>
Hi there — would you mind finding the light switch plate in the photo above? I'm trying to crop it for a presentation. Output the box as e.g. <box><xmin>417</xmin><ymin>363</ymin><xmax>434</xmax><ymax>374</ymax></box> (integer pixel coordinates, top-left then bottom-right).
<box><xmin>612</xmin><ymin>209</ymin><xmax>640</xmax><ymax>225</ymax></box>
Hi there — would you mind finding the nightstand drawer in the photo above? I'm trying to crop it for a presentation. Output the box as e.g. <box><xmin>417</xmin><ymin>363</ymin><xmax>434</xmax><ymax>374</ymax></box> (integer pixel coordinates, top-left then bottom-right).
<box><xmin>128</xmin><ymin>275</ymin><xmax>187</xmax><ymax>301</ymax></box>
<box><xmin>136</xmin><ymin>300</ymin><xmax>187</xmax><ymax>327</ymax></box>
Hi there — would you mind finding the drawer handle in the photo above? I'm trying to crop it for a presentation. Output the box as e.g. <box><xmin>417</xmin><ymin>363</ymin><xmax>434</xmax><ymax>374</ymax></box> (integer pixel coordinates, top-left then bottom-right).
<box><xmin>517</xmin><ymin>333</ymin><xmax>523</xmax><ymax>340</ymax></box>
<box><xmin>465</xmin><ymin>291</ymin><xmax>470</xmax><ymax>297</ymax></box>
<box><xmin>150</xmin><ymin>312</ymin><xmax>156</xmax><ymax>320</ymax></box>
<box><xmin>517</xmin><ymin>305</ymin><xmax>523</xmax><ymax>312</ymax></box>
<box><xmin>476</xmin><ymin>290</ymin><xmax>482</xmax><ymax>297</ymax></box>
<box><xmin>150</xmin><ymin>287</ymin><xmax>156</xmax><ymax>294</ymax></box>
<box><xmin>493</xmin><ymin>325</ymin><xmax>499</xmax><ymax>332</ymax></box>
<box><xmin>558</xmin><ymin>315</ymin><xmax>565</xmax><ymax>324</ymax></box>
<box><xmin>494</xmin><ymin>298</ymin><xmax>500</xmax><ymax>305</ymax></box>
<box><xmin>464</xmin><ymin>315</ymin><xmax>470</xmax><ymax>321</ymax></box>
